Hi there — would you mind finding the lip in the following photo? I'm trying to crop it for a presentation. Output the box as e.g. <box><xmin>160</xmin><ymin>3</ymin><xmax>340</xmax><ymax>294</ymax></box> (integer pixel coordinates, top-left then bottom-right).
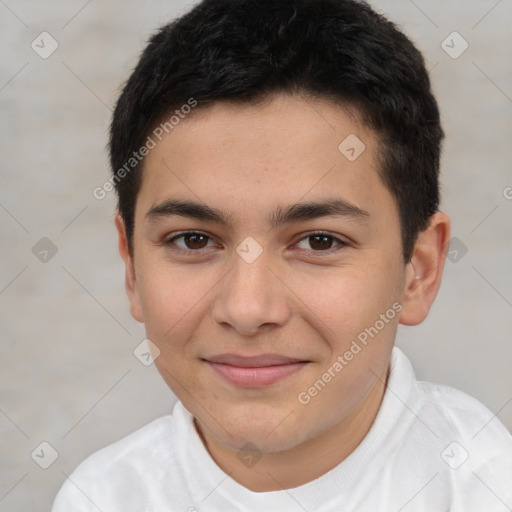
<box><xmin>203</xmin><ymin>354</ymin><xmax>310</xmax><ymax>388</ymax></box>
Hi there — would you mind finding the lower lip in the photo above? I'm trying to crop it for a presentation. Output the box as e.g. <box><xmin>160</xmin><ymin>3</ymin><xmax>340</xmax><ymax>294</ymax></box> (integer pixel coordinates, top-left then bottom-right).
<box><xmin>206</xmin><ymin>361</ymin><xmax>308</xmax><ymax>388</ymax></box>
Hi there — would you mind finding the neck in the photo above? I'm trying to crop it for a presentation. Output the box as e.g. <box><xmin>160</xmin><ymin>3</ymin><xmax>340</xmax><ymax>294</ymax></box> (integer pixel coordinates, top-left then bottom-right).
<box><xmin>194</xmin><ymin>367</ymin><xmax>389</xmax><ymax>492</ymax></box>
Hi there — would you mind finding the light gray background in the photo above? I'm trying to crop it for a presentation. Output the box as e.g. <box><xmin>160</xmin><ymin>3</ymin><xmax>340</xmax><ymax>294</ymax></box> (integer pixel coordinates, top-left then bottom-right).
<box><xmin>1</xmin><ymin>1</ymin><xmax>511</xmax><ymax>510</ymax></box>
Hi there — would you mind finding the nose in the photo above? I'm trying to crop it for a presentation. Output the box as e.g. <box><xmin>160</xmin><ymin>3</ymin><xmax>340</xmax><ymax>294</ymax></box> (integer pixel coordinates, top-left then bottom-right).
<box><xmin>211</xmin><ymin>249</ymin><xmax>292</xmax><ymax>337</ymax></box>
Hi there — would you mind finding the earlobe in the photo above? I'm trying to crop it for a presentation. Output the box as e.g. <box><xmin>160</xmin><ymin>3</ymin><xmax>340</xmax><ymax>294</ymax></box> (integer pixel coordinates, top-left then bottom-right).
<box><xmin>114</xmin><ymin>213</ymin><xmax>145</xmax><ymax>323</ymax></box>
<box><xmin>399</xmin><ymin>212</ymin><xmax>451</xmax><ymax>326</ymax></box>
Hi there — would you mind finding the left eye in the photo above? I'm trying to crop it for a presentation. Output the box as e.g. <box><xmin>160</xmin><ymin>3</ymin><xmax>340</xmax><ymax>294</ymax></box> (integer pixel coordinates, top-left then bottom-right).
<box><xmin>296</xmin><ymin>232</ymin><xmax>346</xmax><ymax>252</ymax></box>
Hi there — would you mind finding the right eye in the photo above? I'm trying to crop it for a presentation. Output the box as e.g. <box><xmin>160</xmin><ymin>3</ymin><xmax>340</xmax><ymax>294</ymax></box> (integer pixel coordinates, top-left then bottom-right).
<box><xmin>165</xmin><ymin>231</ymin><xmax>217</xmax><ymax>255</ymax></box>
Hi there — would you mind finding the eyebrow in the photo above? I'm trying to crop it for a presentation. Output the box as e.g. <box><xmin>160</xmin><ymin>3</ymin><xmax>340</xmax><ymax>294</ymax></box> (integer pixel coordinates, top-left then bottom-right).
<box><xmin>145</xmin><ymin>197</ymin><xmax>370</xmax><ymax>229</ymax></box>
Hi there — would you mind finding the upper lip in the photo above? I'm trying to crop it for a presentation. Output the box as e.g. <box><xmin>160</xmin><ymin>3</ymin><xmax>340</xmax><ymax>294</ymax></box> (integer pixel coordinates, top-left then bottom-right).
<box><xmin>203</xmin><ymin>354</ymin><xmax>308</xmax><ymax>367</ymax></box>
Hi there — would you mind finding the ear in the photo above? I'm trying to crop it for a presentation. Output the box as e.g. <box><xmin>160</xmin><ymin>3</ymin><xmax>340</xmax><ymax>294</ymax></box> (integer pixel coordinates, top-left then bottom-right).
<box><xmin>114</xmin><ymin>213</ymin><xmax>144</xmax><ymax>323</ymax></box>
<box><xmin>399</xmin><ymin>211</ymin><xmax>451</xmax><ymax>326</ymax></box>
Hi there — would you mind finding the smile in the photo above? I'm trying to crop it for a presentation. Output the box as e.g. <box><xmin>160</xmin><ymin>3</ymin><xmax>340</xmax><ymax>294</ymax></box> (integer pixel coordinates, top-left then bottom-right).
<box><xmin>203</xmin><ymin>354</ymin><xmax>310</xmax><ymax>388</ymax></box>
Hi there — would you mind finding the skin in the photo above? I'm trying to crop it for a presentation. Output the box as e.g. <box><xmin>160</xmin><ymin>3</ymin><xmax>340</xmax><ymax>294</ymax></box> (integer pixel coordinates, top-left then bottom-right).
<box><xmin>115</xmin><ymin>93</ymin><xmax>450</xmax><ymax>491</ymax></box>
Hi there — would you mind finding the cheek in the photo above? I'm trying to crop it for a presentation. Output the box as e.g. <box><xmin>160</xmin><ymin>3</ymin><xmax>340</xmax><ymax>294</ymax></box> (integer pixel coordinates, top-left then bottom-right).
<box><xmin>136</xmin><ymin>258</ymin><xmax>208</xmax><ymax>345</ymax></box>
<box><xmin>290</xmin><ymin>260</ymin><xmax>399</xmax><ymax>343</ymax></box>
<box><xmin>138</xmin><ymin>263</ymin><xmax>210</xmax><ymax>396</ymax></box>
<box><xmin>294</xmin><ymin>265</ymin><xmax>400</xmax><ymax>421</ymax></box>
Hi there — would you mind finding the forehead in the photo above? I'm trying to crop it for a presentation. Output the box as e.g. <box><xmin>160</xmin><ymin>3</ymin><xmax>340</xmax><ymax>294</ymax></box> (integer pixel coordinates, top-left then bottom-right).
<box><xmin>136</xmin><ymin>93</ymin><xmax>396</xmax><ymax>227</ymax></box>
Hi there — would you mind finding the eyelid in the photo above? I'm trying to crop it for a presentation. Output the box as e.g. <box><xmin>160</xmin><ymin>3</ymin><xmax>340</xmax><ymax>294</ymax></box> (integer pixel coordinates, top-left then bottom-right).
<box><xmin>164</xmin><ymin>230</ymin><xmax>349</xmax><ymax>255</ymax></box>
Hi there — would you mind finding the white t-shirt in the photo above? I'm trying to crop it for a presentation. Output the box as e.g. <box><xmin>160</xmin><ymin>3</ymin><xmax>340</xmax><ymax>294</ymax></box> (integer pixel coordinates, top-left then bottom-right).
<box><xmin>52</xmin><ymin>347</ymin><xmax>512</xmax><ymax>512</ymax></box>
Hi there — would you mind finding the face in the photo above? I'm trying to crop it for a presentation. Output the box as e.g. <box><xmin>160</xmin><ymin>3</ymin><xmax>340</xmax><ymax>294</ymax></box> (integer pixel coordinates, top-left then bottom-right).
<box><xmin>117</xmin><ymin>93</ymin><xmax>429</xmax><ymax>455</ymax></box>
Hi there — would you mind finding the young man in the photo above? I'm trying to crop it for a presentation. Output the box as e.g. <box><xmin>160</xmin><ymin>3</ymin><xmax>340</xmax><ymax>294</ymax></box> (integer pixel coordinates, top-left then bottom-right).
<box><xmin>53</xmin><ymin>0</ymin><xmax>512</xmax><ymax>510</ymax></box>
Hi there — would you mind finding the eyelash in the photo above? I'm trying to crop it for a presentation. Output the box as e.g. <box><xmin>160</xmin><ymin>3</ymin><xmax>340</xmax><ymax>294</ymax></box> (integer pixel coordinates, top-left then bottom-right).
<box><xmin>164</xmin><ymin>230</ymin><xmax>348</xmax><ymax>257</ymax></box>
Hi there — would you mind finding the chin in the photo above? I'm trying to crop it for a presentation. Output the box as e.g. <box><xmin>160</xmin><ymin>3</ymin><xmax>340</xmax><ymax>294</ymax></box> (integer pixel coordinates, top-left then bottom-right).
<box><xmin>204</xmin><ymin>406</ymin><xmax>310</xmax><ymax>454</ymax></box>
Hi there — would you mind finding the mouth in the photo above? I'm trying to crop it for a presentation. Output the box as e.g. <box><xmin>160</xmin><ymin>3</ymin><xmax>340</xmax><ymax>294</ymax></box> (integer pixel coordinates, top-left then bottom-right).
<box><xmin>202</xmin><ymin>354</ymin><xmax>310</xmax><ymax>388</ymax></box>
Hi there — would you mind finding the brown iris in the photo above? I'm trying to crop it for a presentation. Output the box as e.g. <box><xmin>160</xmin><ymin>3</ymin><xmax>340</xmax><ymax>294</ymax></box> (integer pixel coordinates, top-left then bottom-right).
<box><xmin>183</xmin><ymin>233</ymin><xmax>209</xmax><ymax>249</ymax></box>
<box><xmin>308</xmin><ymin>235</ymin><xmax>334</xmax><ymax>251</ymax></box>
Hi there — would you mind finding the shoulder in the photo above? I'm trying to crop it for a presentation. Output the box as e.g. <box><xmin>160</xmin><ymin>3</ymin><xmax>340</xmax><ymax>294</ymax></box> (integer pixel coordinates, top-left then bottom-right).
<box><xmin>391</xmin><ymin>347</ymin><xmax>511</xmax><ymax>450</ymax></box>
<box><xmin>79</xmin><ymin>414</ymin><xmax>175</xmax><ymax>470</ymax></box>
<box><xmin>388</xmin><ymin>349</ymin><xmax>512</xmax><ymax>509</ymax></box>
<box><xmin>414</xmin><ymin>378</ymin><xmax>512</xmax><ymax>447</ymax></box>
<box><xmin>52</xmin><ymin>414</ymin><xmax>177</xmax><ymax>512</ymax></box>
<box><xmin>412</xmin><ymin>375</ymin><xmax>512</xmax><ymax>508</ymax></box>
